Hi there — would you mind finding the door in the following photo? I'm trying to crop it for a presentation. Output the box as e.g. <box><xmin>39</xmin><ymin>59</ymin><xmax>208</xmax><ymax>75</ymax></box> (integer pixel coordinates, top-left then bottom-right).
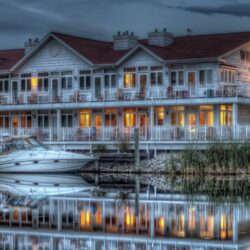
<box><xmin>139</xmin><ymin>74</ymin><xmax>147</xmax><ymax>96</ymax></box>
<box><xmin>52</xmin><ymin>115</ymin><xmax>57</xmax><ymax>140</ymax></box>
<box><xmin>94</xmin><ymin>77</ymin><xmax>102</xmax><ymax>100</ymax></box>
<box><xmin>12</xmin><ymin>81</ymin><xmax>18</xmax><ymax>104</ymax></box>
<box><xmin>188</xmin><ymin>72</ymin><xmax>196</xmax><ymax>96</ymax></box>
<box><xmin>139</xmin><ymin>113</ymin><xmax>149</xmax><ymax>139</ymax></box>
<box><xmin>93</xmin><ymin>114</ymin><xmax>102</xmax><ymax>139</ymax></box>
<box><xmin>51</xmin><ymin>79</ymin><xmax>59</xmax><ymax>102</ymax></box>
<box><xmin>188</xmin><ymin>113</ymin><xmax>196</xmax><ymax>138</ymax></box>
<box><xmin>12</xmin><ymin>112</ymin><xmax>18</xmax><ymax>135</ymax></box>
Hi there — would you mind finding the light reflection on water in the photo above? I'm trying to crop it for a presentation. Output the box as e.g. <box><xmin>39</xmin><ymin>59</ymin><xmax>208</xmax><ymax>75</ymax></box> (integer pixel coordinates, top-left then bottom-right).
<box><xmin>0</xmin><ymin>173</ymin><xmax>249</xmax><ymax>249</ymax></box>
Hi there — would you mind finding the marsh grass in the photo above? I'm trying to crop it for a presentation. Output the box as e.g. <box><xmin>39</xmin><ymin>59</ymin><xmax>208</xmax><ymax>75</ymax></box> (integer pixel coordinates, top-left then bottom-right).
<box><xmin>175</xmin><ymin>140</ymin><xmax>250</xmax><ymax>174</ymax></box>
<box><xmin>178</xmin><ymin>175</ymin><xmax>250</xmax><ymax>204</ymax></box>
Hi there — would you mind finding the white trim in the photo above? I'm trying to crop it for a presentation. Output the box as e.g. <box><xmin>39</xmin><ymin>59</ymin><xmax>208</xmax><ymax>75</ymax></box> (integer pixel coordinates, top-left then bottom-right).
<box><xmin>219</xmin><ymin>41</ymin><xmax>250</xmax><ymax>59</ymax></box>
<box><xmin>116</xmin><ymin>44</ymin><xmax>164</xmax><ymax>66</ymax></box>
<box><xmin>11</xmin><ymin>32</ymin><xmax>94</xmax><ymax>72</ymax></box>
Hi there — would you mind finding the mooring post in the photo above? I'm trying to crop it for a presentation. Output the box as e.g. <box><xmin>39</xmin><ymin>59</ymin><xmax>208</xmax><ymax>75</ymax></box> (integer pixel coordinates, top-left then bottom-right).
<box><xmin>134</xmin><ymin>127</ymin><xmax>140</xmax><ymax>172</ymax></box>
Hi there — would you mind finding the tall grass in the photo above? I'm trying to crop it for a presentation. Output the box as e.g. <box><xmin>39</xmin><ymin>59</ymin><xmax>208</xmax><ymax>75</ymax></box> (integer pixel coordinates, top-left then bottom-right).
<box><xmin>176</xmin><ymin>140</ymin><xmax>250</xmax><ymax>174</ymax></box>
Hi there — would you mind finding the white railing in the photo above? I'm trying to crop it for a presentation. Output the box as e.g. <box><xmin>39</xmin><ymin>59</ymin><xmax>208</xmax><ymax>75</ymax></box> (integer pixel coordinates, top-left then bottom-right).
<box><xmin>0</xmin><ymin>82</ymin><xmax>250</xmax><ymax>106</ymax></box>
<box><xmin>2</xmin><ymin>125</ymin><xmax>250</xmax><ymax>142</ymax></box>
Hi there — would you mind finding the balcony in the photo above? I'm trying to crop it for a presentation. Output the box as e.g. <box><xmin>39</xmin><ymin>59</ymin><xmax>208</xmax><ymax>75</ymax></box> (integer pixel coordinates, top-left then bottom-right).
<box><xmin>2</xmin><ymin>125</ymin><xmax>250</xmax><ymax>143</ymax></box>
<box><xmin>0</xmin><ymin>82</ymin><xmax>249</xmax><ymax>107</ymax></box>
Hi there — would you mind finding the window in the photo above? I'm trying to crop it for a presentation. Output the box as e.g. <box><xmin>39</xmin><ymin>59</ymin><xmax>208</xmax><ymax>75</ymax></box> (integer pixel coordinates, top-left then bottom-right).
<box><xmin>199</xmin><ymin>106</ymin><xmax>214</xmax><ymax>126</ymax></box>
<box><xmin>240</xmin><ymin>50</ymin><xmax>250</xmax><ymax>62</ymax></box>
<box><xmin>61</xmin><ymin>76</ymin><xmax>73</xmax><ymax>90</ymax></box>
<box><xmin>105</xmin><ymin>74</ymin><xmax>116</xmax><ymax>88</ymax></box>
<box><xmin>150</xmin><ymin>72</ymin><xmax>163</xmax><ymax>86</ymax></box>
<box><xmin>21</xmin><ymin>79</ymin><xmax>31</xmax><ymax>92</ymax></box>
<box><xmin>21</xmin><ymin>111</ymin><xmax>32</xmax><ymax>128</ymax></box>
<box><xmin>199</xmin><ymin>70</ymin><xmax>213</xmax><ymax>87</ymax></box>
<box><xmin>38</xmin><ymin>113</ymin><xmax>49</xmax><ymax>128</ymax></box>
<box><xmin>105</xmin><ymin>114</ymin><xmax>117</xmax><ymax>127</ymax></box>
<box><xmin>124</xmin><ymin>73</ymin><xmax>136</xmax><ymax>88</ymax></box>
<box><xmin>80</xmin><ymin>111</ymin><xmax>91</xmax><ymax>127</ymax></box>
<box><xmin>61</xmin><ymin>112</ymin><xmax>73</xmax><ymax>127</ymax></box>
<box><xmin>38</xmin><ymin>78</ymin><xmax>49</xmax><ymax>91</ymax></box>
<box><xmin>0</xmin><ymin>112</ymin><xmax>9</xmax><ymax>128</ymax></box>
<box><xmin>0</xmin><ymin>80</ymin><xmax>9</xmax><ymax>93</ymax></box>
<box><xmin>220</xmin><ymin>105</ymin><xmax>232</xmax><ymax>127</ymax></box>
<box><xmin>80</xmin><ymin>75</ymin><xmax>91</xmax><ymax>90</ymax></box>
<box><xmin>124</xmin><ymin>112</ymin><xmax>136</xmax><ymax>127</ymax></box>
<box><xmin>154</xmin><ymin>107</ymin><xmax>164</xmax><ymax>126</ymax></box>
<box><xmin>220</xmin><ymin>69</ymin><xmax>235</xmax><ymax>83</ymax></box>
<box><xmin>171</xmin><ymin>71</ymin><xmax>184</xmax><ymax>86</ymax></box>
<box><xmin>170</xmin><ymin>106</ymin><xmax>185</xmax><ymax>127</ymax></box>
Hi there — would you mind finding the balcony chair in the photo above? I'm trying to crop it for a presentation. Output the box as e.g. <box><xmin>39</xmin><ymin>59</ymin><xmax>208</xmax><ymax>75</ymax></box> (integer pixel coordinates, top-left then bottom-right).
<box><xmin>17</xmin><ymin>94</ymin><xmax>24</xmax><ymax>104</ymax></box>
<box><xmin>28</xmin><ymin>94</ymin><xmax>38</xmax><ymax>104</ymax></box>
<box><xmin>167</xmin><ymin>86</ymin><xmax>174</xmax><ymax>98</ymax></box>
<box><xmin>118</xmin><ymin>89</ymin><xmax>124</xmax><ymax>100</ymax></box>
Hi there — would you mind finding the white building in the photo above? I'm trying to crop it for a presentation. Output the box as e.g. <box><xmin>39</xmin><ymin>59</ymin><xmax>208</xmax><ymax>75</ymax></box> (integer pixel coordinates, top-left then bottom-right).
<box><xmin>1</xmin><ymin>30</ymin><xmax>250</xmax><ymax>150</ymax></box>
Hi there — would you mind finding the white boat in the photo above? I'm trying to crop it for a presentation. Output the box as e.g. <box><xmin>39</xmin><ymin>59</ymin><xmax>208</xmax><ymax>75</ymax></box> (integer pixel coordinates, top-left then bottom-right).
<box><xmin>0</xmin><ymin>174</ymin><xmax>92</xmax><ymax>197</ymax></box>
<box><xmin>0</xmin><ymin>136</ymin><xmax>95</xmax><ymax>173</ymax></box>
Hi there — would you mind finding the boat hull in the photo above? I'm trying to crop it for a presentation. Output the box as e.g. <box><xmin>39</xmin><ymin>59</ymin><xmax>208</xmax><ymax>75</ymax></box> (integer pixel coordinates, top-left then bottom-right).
<box><xmin>0</xmin><ymin>151</ymin><xmax>94</xmax><ymax>173</ymax></box>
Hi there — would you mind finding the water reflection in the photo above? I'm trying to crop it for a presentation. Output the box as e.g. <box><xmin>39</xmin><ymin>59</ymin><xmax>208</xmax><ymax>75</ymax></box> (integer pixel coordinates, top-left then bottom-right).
<box><xmin>0</xmin><ymin>173</ymin><xmax>249</xmax><ymax>249</ymax></box>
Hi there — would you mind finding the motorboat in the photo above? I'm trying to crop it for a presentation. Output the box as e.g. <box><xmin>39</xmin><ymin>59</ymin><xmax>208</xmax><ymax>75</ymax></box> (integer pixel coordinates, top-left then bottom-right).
<box><xmin>0</xmin><ymin>136</ymin><xmax>95</xmax><ymax>173</ymax></box>
<box><xmin>0</xmin><ymin>174</ymin><xmax>93</xmax><ymax>197</ymax></box>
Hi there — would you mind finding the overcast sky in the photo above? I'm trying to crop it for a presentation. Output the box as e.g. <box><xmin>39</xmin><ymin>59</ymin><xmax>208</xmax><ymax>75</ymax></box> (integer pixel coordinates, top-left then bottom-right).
<box><xmin>1</xmin><ymin>0</ymin><xmax>250</xmax><ymax>49</ymax></box>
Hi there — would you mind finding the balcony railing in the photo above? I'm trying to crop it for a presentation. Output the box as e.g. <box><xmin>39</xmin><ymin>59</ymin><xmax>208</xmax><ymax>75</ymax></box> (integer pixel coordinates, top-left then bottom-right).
<box><xmin>1</xmin><ymin>125</ymin><xmax>250</xmax><ymax>142</ymax></box>
<box><xmin>0</xmin><ymin>82</ymin><xmax>249</xmax><ymax>106</ymax></box>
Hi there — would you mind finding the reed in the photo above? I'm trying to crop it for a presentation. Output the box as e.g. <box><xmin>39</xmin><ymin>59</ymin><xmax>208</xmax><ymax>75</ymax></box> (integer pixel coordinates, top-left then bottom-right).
<box><xmin>175</xmin><ymin>140</ymin><xmax>250</xmax><ymax>174</ymax></box>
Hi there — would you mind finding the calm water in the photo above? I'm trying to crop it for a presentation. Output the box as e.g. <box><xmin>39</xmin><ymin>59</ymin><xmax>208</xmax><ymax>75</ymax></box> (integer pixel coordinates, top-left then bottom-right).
<box><xmin>0</xmin><ymin>173</ymin><xmax>249</xmax><ymax>249</ymax></box>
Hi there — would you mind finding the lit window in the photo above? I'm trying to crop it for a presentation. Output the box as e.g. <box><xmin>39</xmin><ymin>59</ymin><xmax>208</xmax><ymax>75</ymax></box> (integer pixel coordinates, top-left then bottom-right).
<box><xmin>154</xmin><ymin>107</ymin><xmax>164</xmax><ymax>126</ymax></box>
<box><xmin>124</xmin><ymin>112</ymin><xmax>136</xmax><ymax>127</ymax></box>
<box><xmin>80</xmin><ymin>111</ymin><xmax>91</xmax><ymax>127</ymax></box>
<box><xmin>220</xmin><ymin>105</ymin><xmax>232</xmax><ymax>127</ymax></box>
<box><xmin>124</xmin><ymin>73</ymin><xmax>136</xmax><ymax>88</ymax></box>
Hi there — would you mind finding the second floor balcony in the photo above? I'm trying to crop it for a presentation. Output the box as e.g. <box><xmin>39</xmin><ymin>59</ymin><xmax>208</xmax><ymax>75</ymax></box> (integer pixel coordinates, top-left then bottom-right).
<box><xmin>0</xmin><ymin>81</ymin><xmax>248</xmax><ymax>106</ymax></box>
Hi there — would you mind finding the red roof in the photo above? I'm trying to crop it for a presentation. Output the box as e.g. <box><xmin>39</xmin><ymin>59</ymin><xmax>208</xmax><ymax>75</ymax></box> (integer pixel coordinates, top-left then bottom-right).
<box><xmin>2</xmin><ymin>31</ymin><xmax>250</xmax><ymax>71</ymax></box>
<box><xmin>140</xmin><ymin>32</ymin><xmax>250</xmax><ymax>61</ymax></box>
<box><xmin>53</xmin><ymin>32</ymin><xmax>128</xmax><ymax>64</ymax></box>
<box><xmin>0</xmin><ymin>49</ymin><xmax>24</xmax><ymax>71</ymax></box>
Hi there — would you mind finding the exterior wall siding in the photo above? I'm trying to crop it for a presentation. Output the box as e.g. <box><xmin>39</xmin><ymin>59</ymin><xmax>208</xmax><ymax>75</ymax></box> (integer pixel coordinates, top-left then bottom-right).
<box><xmin>17</xmin><ymin>39</ymin><xmax>90</xmax><ymax>74</ymax></box>
<box><xmin>225</xmin><ymin>43</ymin><xmax>250</xmax><ymax>83</ymax></box>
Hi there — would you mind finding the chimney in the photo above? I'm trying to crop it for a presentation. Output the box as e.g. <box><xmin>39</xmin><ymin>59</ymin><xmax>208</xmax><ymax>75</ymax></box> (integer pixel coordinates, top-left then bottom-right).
<box><xmin>24</xmin><ymin>38</ymin><xmax>39</xmax><ymax>54</ymax></box>
<box><xmin>148</xmin><ymin>28</ymin><xmax>173</xmax><ymax>47</ymax></box>
<box><xmin>113</xmin><ymin>31</ymin><xmax>138</xmax><ymax>50</ymax></box>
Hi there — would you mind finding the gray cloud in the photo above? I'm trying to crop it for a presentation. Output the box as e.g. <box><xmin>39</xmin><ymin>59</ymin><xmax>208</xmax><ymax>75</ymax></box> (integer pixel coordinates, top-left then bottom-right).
<box><xmin>0</xmin><ymin>0</ymin><xmax>250</xmax><ymax>49</ymax></box>
<box><xmin>170</xmin><ymin>3</ymin><xmax>250</xmax><ymax>18</ymax></box>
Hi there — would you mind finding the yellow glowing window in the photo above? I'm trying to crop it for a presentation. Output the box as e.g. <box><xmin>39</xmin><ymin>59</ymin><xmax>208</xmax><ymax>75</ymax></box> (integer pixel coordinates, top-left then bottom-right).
<box><xmin>80</xmin><ymin>112</ymin><xmax>91</xmax><ymax>127</ymax></box>
<box><xmin>199</xmin><ymin>111</ymin><xmax>213</xmax><ymax>126</ymax></box>
<box><xmin>170</xmin><ymin>112</ymin><xmax>184</xmax><ymax>127</ymax></box>
<box><xmin>124</xmin><ymin>73</ymin><xmax>136</xmax><ymax>88</ymax></box>
<box><xmin>125</xmin><ymin>207</ymin><xmax>135</xmax><ymax>227</ymax></box>
<box><xmin>80</xmin><ymin>209</ymin><xmax>91</xmax><ymax>228</ymax></box>
<box><xmin>220</xmin><ymin>213</ymin><xmax>227</xmax><ymax>240</ymax></box>
<box><xmin>124</xmin><ymin>113</ymin><xmax>136</xmax><ymax>127</ymax></box>
<box><xmin>31</xmin><ymin>77</ymin><xmax>38</xmax><ymax>91</ymax></box>
<box><xmin>220</xmin><ymin>105</ymin><xmax>232</xmax><ymax>127</ymax></box>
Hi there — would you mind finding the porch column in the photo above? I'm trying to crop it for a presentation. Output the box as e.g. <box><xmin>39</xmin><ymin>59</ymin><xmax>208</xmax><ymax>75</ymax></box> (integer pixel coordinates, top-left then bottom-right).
<box><xmin>57</xmin><ymin>109</ymin><xmax>61</xmax><ymax>141</ymax></box>
<box><xmin>232</xmin><ymin>103</ymin><xmax>238</xmax><ymax>140</ymax></box>
<box><xmin>214</xmin><ymin>105</ymin><xmax>220</xmax><ymax>139</ymax></box>
<box><xmin>150</xmin><ymin>106</ymin><xmax>154</xmax><ymax>140</ymax></box>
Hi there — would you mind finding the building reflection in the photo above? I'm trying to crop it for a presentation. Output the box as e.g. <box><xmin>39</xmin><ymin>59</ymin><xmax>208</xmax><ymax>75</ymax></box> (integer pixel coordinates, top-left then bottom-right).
<box><xmin>0</xmin><ymin>175</ymin><xmax>249</xmax><ymax>249</ymax></box>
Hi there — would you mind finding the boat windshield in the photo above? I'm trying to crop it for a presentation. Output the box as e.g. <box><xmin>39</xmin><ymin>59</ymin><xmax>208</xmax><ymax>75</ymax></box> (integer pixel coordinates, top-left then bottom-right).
<box><xmin>0</xmin><ymin>137</ymin><xmax>49</xmax><ymax>153</ymax></box>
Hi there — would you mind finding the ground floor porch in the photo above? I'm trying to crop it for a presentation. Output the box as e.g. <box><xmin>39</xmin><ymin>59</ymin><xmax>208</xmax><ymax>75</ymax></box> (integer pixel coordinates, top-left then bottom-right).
<box><xmin>0</xmin><ymin>103</ymin><xmax>249</xmax><ymax>150</ymax></box>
